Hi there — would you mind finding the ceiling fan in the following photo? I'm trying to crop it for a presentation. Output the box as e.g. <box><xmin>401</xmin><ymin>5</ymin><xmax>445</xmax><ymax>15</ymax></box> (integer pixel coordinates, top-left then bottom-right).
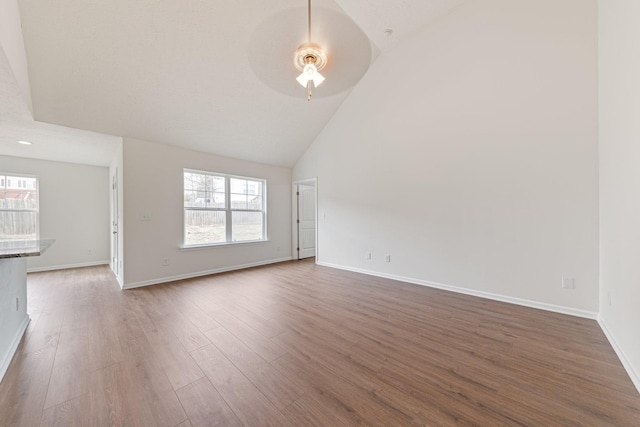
<box><xmin>294</xmin><ymin>0</ymin><xmax>327</xmax><ymax>101</ymax></box>
<box><xmin>246</xmin><ymin>1</ymin><xmax>371</xmax><ymax>99</ymax></box>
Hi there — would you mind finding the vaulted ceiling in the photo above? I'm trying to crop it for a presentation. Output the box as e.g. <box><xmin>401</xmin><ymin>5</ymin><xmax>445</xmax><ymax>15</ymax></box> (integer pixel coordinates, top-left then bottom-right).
<box><xmin>1</xmin><ymin>0</ymin><xmax>465</xmax><ymax>167</ymax></box>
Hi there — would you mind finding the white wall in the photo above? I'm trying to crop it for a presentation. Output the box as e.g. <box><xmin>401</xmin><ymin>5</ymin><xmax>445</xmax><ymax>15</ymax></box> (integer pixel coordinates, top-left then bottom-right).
<box><xmin>122</xmin><ymin>138</ymin><xmax>291</xmax><ymax>288</ymax></box>
<box><xmin>294</xmin><ymin>0</ymin><xmax>599</xmax><ymax>315</ymax></box>
<box><xmin>0</xmin><ymin>0</ymin><xmax>32</xmax><ymax>110</ymax></box>
<box><xmin>598</xmin><ymin>0</ymin><xmax>640</xmax><ymax>391</ymax></box>
<box><xmin>0</xmin><ymin>156</ymin><xmax>110</xmax><ymax>271</ymax></box>
<box><xmin>0</xmin><ymin>258</ymin><xmax>28</xmax><ymax>383</ymax></box>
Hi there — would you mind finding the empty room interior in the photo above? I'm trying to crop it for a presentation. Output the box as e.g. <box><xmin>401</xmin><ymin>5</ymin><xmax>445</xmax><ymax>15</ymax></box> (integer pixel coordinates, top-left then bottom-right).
<box><xmin>1</xmin><ymin>0</ymin><xmax>640</xmax><ymax>425</ymax></box>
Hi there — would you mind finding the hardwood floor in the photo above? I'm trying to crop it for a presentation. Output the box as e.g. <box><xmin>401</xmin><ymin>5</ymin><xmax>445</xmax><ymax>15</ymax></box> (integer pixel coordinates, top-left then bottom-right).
<box><xmin>1</xmin><ymin>260</ymin><xmax>639</xmax><ymax>426</ymax></box>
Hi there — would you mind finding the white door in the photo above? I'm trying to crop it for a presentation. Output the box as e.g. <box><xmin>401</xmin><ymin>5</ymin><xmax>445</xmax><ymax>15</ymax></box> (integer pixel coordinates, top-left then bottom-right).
<box><xmin>297</xmin><ymin>184</ymin><xmax>316</xmax><ymax>259</ymax></box>
<box><xmin>111</xmin><ymin>173</ymin><xmax>119</xmax><ymax>276</ymax></box>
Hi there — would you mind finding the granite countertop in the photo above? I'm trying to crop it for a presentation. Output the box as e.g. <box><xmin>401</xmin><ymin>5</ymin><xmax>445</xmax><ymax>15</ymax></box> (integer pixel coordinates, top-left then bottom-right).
<box><xmin>0</xmin><ymin>239</ymin><xmax>55</xmax><ymax>259</ymax></box>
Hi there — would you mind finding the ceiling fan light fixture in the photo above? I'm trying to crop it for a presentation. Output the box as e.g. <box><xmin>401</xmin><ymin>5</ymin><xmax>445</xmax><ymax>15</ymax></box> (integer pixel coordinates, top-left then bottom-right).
<box><xmin>294</xmin><ymin>0</ymin><xmax>327</xmax><ymax>101</ymax></box>
<box><xmin>294</xmin><ymin>44</ymin><xmax>327</xmax><ymax>101</ymax></box>
<box><xmin>296</xmin><ymin>64</ymin><xmax>321</xmax><ymax>87</ymax></box>
<box><xmin>296</xmin><ymin>65</ymin><xmax>326</xmax><ymax>88</ymax></box>
<box><xmin>294</xmin><ymin>45</ymin><xmax>326</xmax><ymax>89</ymax></box>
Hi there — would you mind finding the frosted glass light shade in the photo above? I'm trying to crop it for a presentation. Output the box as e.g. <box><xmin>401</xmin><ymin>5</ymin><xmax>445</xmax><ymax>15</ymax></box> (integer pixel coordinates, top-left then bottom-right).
<box><xmin>296</xmin><ymin>63</ymin><xmax>325</xmax><ymax>88</ymax></box>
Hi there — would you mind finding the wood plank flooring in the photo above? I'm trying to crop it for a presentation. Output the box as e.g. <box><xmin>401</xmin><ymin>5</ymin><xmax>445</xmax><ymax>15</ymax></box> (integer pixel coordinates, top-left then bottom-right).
<box><xmin>1</xmin><ymin>260</ymin><xmax>639</xmax><ymax>426</ymax></box>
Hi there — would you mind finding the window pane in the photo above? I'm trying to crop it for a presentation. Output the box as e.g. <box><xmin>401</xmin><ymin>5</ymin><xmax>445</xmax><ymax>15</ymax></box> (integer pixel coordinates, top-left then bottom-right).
<box><xmin>230</xmin><ymin>178</ymin><xmax>262</xmax><ymax>210</ymax></box>
<box><xmin>232</xmin><ymin>211</ymin><xmax>263</xmax><ymax>242</ymax></box>
<box><xmin>230</xmin><ymin>178</ymin><xmax>247</xmax><ymax>209</ymax></box>
<box><xmin>0</xmin><ymin>211</ymin><xmax>37</xmax><ymax>241</ymax></box>
<box><xmin>185</xmin><ymin>210</ymin><xmax>226</xmax><ymax>245</ymax></box>
<box><xmin>184</xmin><ymin>172</ymin><xmax>202</xmax><ymax>191</ymax></box>
<box><xmin>184</xmin><ymin>172</ymin><xmax>226</xmax><ymax>208</ymax></box>
<box><xmin>229</xmin><ymin>178</ymin><xmax>245</xmax><ymax>194</ymax></box>
<box><xmin>2</xmin><ymin>175</ymin><xmax>38</xmax><ymax>210</ymax></box>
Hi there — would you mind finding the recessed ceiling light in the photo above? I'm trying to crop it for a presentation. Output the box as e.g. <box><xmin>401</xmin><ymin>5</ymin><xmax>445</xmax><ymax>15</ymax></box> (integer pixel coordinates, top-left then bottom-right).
<box><xmin>17</xmin><ymin>140</ymin><xmax>32</xmax><ymax>145</ymax></box>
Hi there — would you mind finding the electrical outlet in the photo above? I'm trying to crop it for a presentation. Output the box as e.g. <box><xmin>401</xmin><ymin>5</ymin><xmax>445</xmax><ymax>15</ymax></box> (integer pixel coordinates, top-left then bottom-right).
<box><xmin>141</xmin><ymin>213</ymin><xmax>152</xmax><ymax>221</ymax></box>
<box><xmin>87</xmin><ymin>248</ymin><xmax>92</xmax><ymax>255</ymax></box>
<box><xmin>162</xmin><ymin>258</ymin><xmax>170</xmax><ymax>266</ymax></box>
<box><xmin>562</xmin><ymin>277</ymin><xmax>575</xmax><ymax>289</ymax></box>
<box><xmin>16</xmin><ymin>297</ymin><xmax>19</xmax><ymax>311</ymax></box>
<box><xmin>366</xmin><ymin>252</ymin><xmax>371</xmax><ymax>260</ymax></box>
<box><xmin>385</xmin><ymin>254</ymin><xmax>391</xmax><ymax>263</ymax></box>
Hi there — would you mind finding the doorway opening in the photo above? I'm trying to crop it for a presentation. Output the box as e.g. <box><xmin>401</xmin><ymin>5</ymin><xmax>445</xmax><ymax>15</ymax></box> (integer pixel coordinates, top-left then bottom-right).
<box><xmin>293</xmin><ymin>178</ymin><xmax>317</xmax><ymax>260</ymax></box>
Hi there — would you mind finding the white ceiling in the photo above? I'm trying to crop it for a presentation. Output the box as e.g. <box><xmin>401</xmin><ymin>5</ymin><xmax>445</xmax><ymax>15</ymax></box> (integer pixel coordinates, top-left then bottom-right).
<box><xmin>1</xmin><ymin>0</ymin><xmax>465</xmax><ymax>168</ymax></box>
<box><xmin>0</xmin><ymin>46</ymin><xmax>120</xmax><ymax>167</ymax></box>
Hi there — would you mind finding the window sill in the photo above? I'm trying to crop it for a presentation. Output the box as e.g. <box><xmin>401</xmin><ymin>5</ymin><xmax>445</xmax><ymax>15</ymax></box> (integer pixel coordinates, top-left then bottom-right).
<box><xmin>179</xmin><ymin>239</ymin><xmax>270</xmax><ymax>251</ymax></box>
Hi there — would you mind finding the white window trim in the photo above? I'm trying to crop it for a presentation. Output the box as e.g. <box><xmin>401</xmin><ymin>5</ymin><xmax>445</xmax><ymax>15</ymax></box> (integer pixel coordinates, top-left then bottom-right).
<box><xmin>183</xmin><ymin>169</ymin><xmax>267</xmax><ymax>248</ymax></box>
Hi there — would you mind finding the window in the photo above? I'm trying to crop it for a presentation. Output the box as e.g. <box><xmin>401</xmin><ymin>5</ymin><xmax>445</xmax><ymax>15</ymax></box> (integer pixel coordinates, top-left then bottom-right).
<box><xmin>0</xmin><ymin>174</ymin><xmax>39</xmax><ymax>241</ymax></box>
<box><xmin>183</xmin><ymin>169</ymin><xmax>266</xmax><ymax>246</ymax></box>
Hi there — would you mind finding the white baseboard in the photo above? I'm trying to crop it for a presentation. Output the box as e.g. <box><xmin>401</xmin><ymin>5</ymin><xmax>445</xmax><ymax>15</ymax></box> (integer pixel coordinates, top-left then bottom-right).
<box><xmin>0</xmin><ymin>315</ymin><xmax>30</xmax><ymax>384</ymax></box>
<box><xmin>317</xmin><ymin>261</ymin><xmax>598</xmax><ymax>319</ymax></box>
<box><xmin>113</xmin><ymin>271</ymin><xmax>124</xmax><ymax>288</ymax></box>
<box><xmin>123</xmin><ymin>257</ymin><xmax>293</xmax><ymax>290</ymax></box>
<box><xmin>598</xmin><ymin>317</ymin><xmax>640</xmax><ymax>394</ymax></box>
<box><xmin>27</xmin><ymin>260</ymin><xmax>109</xmax><ymax>273</ymax></box>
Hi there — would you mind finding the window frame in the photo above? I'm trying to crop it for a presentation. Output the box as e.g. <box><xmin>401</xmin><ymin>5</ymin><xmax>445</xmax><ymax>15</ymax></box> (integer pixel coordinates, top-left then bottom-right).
<box><xmin>183</xmin><ymin>169</ymin><xmax>267</xmax><ymax>248</ymax></box>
